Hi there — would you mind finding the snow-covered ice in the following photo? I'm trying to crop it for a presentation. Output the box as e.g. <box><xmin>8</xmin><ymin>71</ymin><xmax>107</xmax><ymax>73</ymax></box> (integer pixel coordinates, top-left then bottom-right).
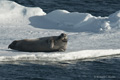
<box><xmin>0</xmin><ymin>0</ymin><xmax>120</xmax><ymax>61</ymax></box>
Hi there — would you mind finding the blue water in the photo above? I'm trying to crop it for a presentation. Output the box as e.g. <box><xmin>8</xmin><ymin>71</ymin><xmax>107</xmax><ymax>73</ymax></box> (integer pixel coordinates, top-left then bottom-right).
<box><xmin>1</xmin><ymin>0</ymin><xmax>120</xmax><ymax>80</ymax></box>
<box><xmin>0</xmin><ymin>56</ymin><xmax>120</xmax><ymax>80</ymax></box>
<box><xmin>11</xmin><ymin>0</ymin><xmax>120</xmax><ymax>16</ymax></box>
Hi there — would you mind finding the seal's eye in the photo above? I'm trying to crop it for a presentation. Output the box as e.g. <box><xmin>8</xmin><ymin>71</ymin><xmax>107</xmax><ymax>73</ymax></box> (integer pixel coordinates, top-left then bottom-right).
<box><xmin>60</xmin><ymin>33</ymin><xmax>66</xmax><ymax>37</ymax></box>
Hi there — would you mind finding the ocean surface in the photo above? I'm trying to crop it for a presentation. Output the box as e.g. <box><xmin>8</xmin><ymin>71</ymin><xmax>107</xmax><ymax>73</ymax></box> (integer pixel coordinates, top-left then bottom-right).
<box><xmin>11</xmin><ymin>0</ymin><xmax>120</xmax><ymax>17</ymax></box>
<box><xmin>0</xmin><ymin>56</ymin><xmax>120</xmax><ymax>80</ymax></box>
<box><xmin>1</xmin><ymin>0</ymin><xmax>120</xmax><ymax>80</ymax></box>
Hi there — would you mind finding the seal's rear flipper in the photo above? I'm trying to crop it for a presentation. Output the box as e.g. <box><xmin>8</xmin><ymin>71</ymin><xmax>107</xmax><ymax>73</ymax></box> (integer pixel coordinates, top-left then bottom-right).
<box><xmin>8</xmin><ymin>41</ymin><xmax>18</xmax><ymax>49</ymax></box>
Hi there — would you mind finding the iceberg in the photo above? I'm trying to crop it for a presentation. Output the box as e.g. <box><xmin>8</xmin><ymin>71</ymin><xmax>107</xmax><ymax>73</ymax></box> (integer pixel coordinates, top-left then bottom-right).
<box><xmin>0</xmin><ymin>0</ymin><xmax>120</xmax><ymax>61</ymax></box>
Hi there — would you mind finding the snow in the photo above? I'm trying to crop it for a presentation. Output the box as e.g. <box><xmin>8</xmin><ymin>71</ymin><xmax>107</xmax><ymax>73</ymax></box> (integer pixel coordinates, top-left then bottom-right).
<box><xmin>0</xmin><ymin>0</ymin><xmax>120</xmax><ymax>61</ymax></box>
<box><xmin>0</xmin><ymin>0</ymin><xmax>46</xmax><ymax>26</ymax></box>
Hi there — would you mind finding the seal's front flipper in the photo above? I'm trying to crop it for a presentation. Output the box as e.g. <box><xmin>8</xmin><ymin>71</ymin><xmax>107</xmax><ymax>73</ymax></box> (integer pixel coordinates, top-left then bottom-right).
<box><xmin>47</xmin><ymin>38</ymin><xmax>54</xmax><ymax>49</ymax></box>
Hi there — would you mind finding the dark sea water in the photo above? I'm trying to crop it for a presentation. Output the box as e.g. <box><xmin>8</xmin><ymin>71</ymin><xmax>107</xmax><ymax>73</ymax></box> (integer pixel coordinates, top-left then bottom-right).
<box><xmin>0</xmin><ymin>56</ymin><xmax>120</xmax><ymax>80</ymax></box>
<box><xmin>11</xmin><ymin>0</ymin><xmax>120</xmax><ymax>16</ymax></box>
<box><xmin>1</xmin><ymin>0</ymin><xmax>120</xmax><ymax>80</ymax></box>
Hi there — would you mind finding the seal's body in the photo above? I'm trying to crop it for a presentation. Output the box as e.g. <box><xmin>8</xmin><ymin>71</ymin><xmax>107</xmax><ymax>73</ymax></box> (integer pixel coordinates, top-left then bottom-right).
<box><xmin>8</xmin><ymin>33</ymin><xmax>67</xmax><ymax>52</ymax></box>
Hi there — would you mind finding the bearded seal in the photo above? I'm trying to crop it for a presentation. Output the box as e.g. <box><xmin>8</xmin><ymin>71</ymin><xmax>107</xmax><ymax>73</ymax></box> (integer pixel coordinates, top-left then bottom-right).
<box><xmin>8</xmin><ymin>33</ymin><xmax>67</xmax><ymax>52</ymax></box>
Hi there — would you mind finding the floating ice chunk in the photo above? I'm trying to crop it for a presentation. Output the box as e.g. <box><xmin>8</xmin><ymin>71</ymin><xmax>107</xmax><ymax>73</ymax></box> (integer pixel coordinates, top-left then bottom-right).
<box><xmin>0</xmin><ymin>0</ymin><xmax>120</xmax><ymax>62</ymax></box>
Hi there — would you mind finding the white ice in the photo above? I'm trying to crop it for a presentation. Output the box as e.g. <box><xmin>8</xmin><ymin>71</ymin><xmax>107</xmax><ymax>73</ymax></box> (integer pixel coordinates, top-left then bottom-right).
<box><xmin>0</xmin><ymin>0</ymin><xmax>120</xmax><ymax>61</ymax></box>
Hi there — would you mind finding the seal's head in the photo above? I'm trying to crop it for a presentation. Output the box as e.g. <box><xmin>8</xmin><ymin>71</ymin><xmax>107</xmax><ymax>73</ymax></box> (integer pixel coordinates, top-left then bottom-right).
<box><xmin>58</xmin><ymin>33</ymin><xmax>67</xmax><ymax>42</ymax></box>
<box><xmin>52</xmin><ymin>33</ymin><xmax>68</xmax><ymax>51</ymax></box>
